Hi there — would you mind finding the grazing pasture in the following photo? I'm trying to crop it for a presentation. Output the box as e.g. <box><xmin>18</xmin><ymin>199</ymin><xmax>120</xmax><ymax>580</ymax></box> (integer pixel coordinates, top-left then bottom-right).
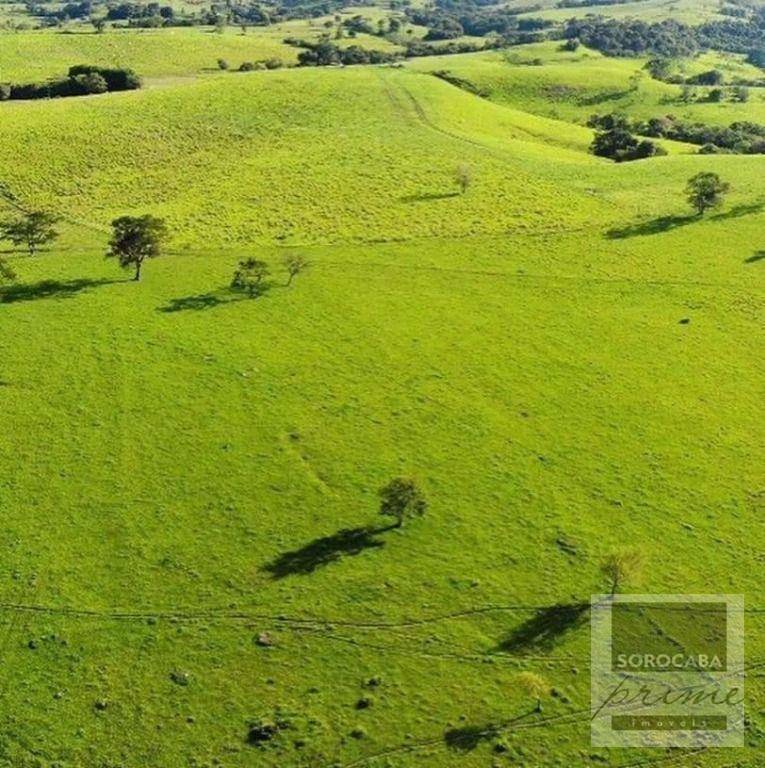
<box><xmin>0</xmin><ymin>12</ymin><xmax>763</xmax><ymax>768</ymax></box>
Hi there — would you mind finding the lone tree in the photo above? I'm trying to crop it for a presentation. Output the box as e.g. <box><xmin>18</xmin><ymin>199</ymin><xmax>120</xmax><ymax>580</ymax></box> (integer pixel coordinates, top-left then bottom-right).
<box><xmin>232</xmin><ymin>258</ymin><xmax>270</xmax><ymax>297</ymax></box>
<box><xmin>600</xmin><ymin>550</ymin><xmax>643</xmax><ymax>595</ymax></box>
<box><xmin>378</xmin><ymin>477</ymin><xmax>427</xmax><ymax>528</ymax></box>
<box><xmin>0</xmin><ymin>210</ymin><xmax>60</xmax><ymax>255</ymax></box>
<box><xmin>686</xmin><ymin>172</ymin><xmax>729</xmax><ymax>216</ymax></box>
<box><xmin>455</xmin><ymin>164</ymin><xmax>473</xmax><ymax>194</ymax></box>
<box><xmin>517</xmin><ymin>672</ymin><xmax>549</xmax><ymax>713</ymax></box>
<box><xmin>106</xmin><ymin>214</ymin><xmax>168</xmax><ymax>281</ymax></box>
<box><xmin>283</xmin><ymin>254</ymin><xmax>308</xmax><ymax>286</ymax></box>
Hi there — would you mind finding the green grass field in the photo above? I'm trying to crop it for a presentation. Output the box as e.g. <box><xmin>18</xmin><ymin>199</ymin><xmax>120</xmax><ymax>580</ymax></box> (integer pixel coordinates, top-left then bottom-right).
<box><xmin>0</xmin><ymin>12</ymin><xmax>763</xmax><ymax>768</ymax></box>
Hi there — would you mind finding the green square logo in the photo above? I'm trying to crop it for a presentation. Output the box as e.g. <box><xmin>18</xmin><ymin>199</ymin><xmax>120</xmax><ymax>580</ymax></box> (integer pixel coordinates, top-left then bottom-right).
<box><xmin>591</xmin><ymin>594</ymin><xmax>744</xmax><ymax>747</ymax></box>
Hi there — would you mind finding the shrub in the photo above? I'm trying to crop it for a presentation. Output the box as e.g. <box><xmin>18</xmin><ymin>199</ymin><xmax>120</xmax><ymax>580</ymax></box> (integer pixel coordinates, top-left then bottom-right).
<box><xmin>591</xmin><ymin>127</ymin><xmax>663</xmax><ymax>163</ymax></box>
<box><xmin>71</xmin><ymin>72</ymin><xmax>108</xmax><ymax>94</ymax></box>
<box><xmin>231</xmin><ymin>258</ymin><xmax>270</xmax><ymax>297</ymax></box>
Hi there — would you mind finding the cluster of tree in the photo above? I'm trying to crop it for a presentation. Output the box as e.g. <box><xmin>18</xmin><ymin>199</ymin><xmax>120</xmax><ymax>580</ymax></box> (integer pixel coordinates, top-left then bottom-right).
<box><xmin>285</xmin><ymin>38</ymin><xmax>397</xmax><ymax>65</ymax></box>
<box><xmin>563</xmin><ymin>19</ymin><xmax>697</xmax><ymax>58</ymax></box>
<box><xmin>564</xmin><ymin>8</ymin><xmax>765</xmax><ymax>58</ymax></box>
<box><xmin>747</xmin><ymin>47</ymin><xmax>765</xmax><ymax>67</ymax></box>
<box><xmin>231</xmin><ymin>254</ymin><xmax>308</xmax><ymax>297</ymax></box>
<box><xmin>404</xmin><ymin>38</ymin><xmax>501</xmax><ymax>57</ymax></box>
<box><xmin>0</xmin><ymin>65</ymin><xmax>140</xmax><ymax>101</ymax></box>
<box><xmin>557</xmin><ymin>0</ymin><xmax>648</xmax><ymax>6</ymax></box>
<box><xmin>0</xmin><ymin>207</ymin><xmax>313</xmax><ymax>293</ymax></box>
<box><xmin>340</xmin><ymin>13</ymin><xmax>375</xmax><ymax>34</ymax></box>
<box><xmin>589</xmin><ymin>112</ymin><xmax>765</xmax><ymax>154</ymax></box>
<box><xmin>226</xmin><ymin>58</ymin><xmax>284</xmax><ymax>71</ymax></box>
<box><xmin>696</xmin><ymin>9</ymin><xmax>765</xmax><ymax>55</ymax></box>
<box><xmin>589</xmin><ymin>115</ymin><xmax>665</xmax><ymax>162</ymax></box>
<box><xmin>406</xmin><ymin>2</ymin><xmax>554</xmax><ymax>41</ymax></box>
<box><xmin>102</xmin><ymin>1</ymin><xmax>190</xmax><ymax>26</ymax></box>
<box><xmin>106</xmin><ymin>2</ymin><xmax>173</xmax><ymax>20</ymax></box>
<box><xmin>282</xmin><ymin>31</ymin><xmax>500</xmax><ymax>66</ymax></box>
<box><xmin>30</xmin><ymin>0</ymin><xmax>92</xmax><ymax>21</ymax></box>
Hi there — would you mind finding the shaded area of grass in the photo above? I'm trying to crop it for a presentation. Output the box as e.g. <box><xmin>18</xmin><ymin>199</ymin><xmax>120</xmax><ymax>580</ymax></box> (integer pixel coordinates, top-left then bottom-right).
<box><xmin>494</xmin><ymin>602</ymin><xmax>590</xmax><ymax>654</ymax></box>
<box><xmin>159</xmin><ymin>291</ymin><xmax>237</xmax><ymax>313</ymax></box>
<box><xmin>607</xmin><ymin>203</ymin><xmax>764</xmax><ymax>240</ymax></box>
<box><xmin>443</xmin><ymin>723</ymin><xmax>498</xmax><ymax>752</ymax></box>
<box><xmin>0</xmin><ymin>277</ymin><xmax>117</xmax><ymax>304</ymax></box>
<box><xmin>606</xmin><ymin>214</ymin><xmax>696</xmax><ymax>240</ymax></box>
<box><xmin>264</xmin><ymin>525</ymin><xmax>394</xmax><ymax>579</ymax></box>
<box><xmin>400</xmin><ymin>191</ymin><xmax>460</xmax><ymax>203</ymax></box>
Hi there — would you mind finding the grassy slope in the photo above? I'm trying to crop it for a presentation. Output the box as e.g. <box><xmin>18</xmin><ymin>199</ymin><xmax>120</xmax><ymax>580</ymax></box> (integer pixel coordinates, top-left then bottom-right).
<box><xmin>407</xmin><ymin>42</ymin><xmax>765</xmax><ymax>126</ymax></box>
<box><xmin>0</xmin><ymin>7</ymin><xmax>415</xmax><ymax>82</ymax></box>
<box><xmin>0</xmin><ymin>46</ymin><xmax>763</xmax><ymax>768</ymax></box>
<box><xmin>0</xmin><ymin>27</ymin><xmax>297</xmax><ymax>80</ymax></box>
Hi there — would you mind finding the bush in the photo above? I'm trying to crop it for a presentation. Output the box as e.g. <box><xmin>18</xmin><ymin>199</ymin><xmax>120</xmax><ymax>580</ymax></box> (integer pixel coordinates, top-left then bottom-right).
<box><xmin>71</xmin><ymin>72</ymin><xmax>108</xmax><ymax>94</ymax></box>
<box><xmin>3</xmin><ymin>65</ymin><xmax>143</xmax><ymax>101</ymax></box>
<box><xmin>591</xmin><ymin>127</ymin><xmax>664</xmax><ymax>162</ymax></box>
<box><xmin>707</xmin><ymin>88</ymin><xmax>724</xmax><ymax>102</ymax></box>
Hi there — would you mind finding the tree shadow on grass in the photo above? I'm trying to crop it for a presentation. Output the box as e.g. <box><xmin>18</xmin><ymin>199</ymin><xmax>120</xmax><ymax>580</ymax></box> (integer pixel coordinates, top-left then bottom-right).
<box><xmin>264</xmin><ymin>525</ymin><xmax>394</xmax><ymax>579</ymax></box>
<box><xmin>159</xmin><ymin>285</ymin><xmax>274</xmax><ymax>313</ymax></box>
<box><xmin>711</xmin><ymin>201</ymin><xmax>764</xmax><ymax>222</ymax></box>
<box><xmin>444</xmin><ymin>724</ymin><xmax>499</xmax><ymax>752</ymax></box>
<box><xmin>494</xmin><ymin>602</ymin><xmax>590</xmax><ymax>654</ymax></box>
<box><xmin>607</xmin><ymin>202</ymin><xmax>765</xmax><ymax>241</ymax></box>
<box><xmin>606</xmin><ymin>214</ymin><xmax>697</xmax><ymax>240</ymax></box>
<box><xmin>444</xmin><ymin>713</ymin><xmax>530</xmax><ymax>753</ymax></box>
<box><xmin>159</xmin><ymin>292</ymin><xmax>234</xmax><ymax>313</ymax></box>
<box><xmin>400</xmin><ymin>191</ymin><xmax>459</xmax><ymax>203</ymax></box>
<box><xmin>0</xmin><ymin>278</ymin><xmax>118</xmax><ymax>305</ymax></box>
<box><xmin>745</xmin><ymin>251</ymin><xmax>765</xmax><ymax>264</ymax></box>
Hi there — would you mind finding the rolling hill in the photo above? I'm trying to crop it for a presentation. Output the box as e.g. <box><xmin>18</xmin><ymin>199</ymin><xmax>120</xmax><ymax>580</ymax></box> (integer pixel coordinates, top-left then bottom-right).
<box><xmin>0</xmin><ymin>14</ymin><xmax>763</xmax><ymax>768</ymax></box>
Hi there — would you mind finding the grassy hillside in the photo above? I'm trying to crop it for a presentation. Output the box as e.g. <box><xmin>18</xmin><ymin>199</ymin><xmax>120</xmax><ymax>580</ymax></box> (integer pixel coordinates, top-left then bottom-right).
<box><xmin>0</xmin><ymin>28</ymin><xmax>763</xmax><ymax>768</ymax></box>
<box><xmin>407</xmin><ymin>43</ymin><xmax>765</xmax><ymax>125</ymax></box>
<box><xmin>0</xmin><ymin>27</ymin><xmax>296</xmax><ymax>80</ymax></box>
